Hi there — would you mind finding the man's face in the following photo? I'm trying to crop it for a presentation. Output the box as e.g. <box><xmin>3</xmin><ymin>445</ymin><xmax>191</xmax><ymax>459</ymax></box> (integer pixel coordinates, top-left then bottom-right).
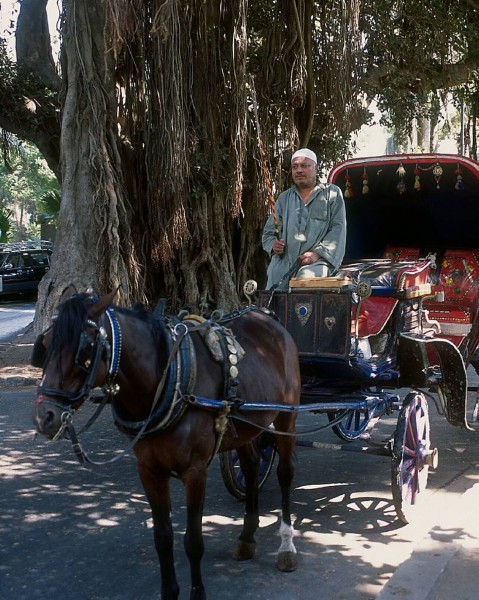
<box><xmin>291</xmin><ymin>157</ymin><xmax>317</xmax><ymax>188</ymax></box>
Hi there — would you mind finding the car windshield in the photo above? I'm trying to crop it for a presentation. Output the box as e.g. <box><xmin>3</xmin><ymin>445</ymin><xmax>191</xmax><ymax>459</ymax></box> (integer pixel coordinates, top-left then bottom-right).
<box><xmin>0</xmin><ymin>252</ymin><xmax>7</xmax><ymax>268</ymax></box>
<box><xmin>30</xmin><ymin>252</ymin><xmax>50</xmax><ymax>266</ymax></box>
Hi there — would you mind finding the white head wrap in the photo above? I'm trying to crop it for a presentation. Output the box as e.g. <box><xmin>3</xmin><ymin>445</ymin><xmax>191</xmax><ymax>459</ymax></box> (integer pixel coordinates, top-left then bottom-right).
<box><xmin>291</xmin><ymin>148</ymin><xmax>317</xmax><ymax>164</ymax></box>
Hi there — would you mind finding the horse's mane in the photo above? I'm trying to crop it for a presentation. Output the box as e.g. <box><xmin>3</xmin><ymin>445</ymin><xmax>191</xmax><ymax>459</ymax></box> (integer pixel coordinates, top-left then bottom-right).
<box><xmin>48</xmin><ymin>294</ymin><xmax>161</xmax><ymax>360</ymax></box>
<box><xmin>48</xmin><ymin>293</ymin><xmax>92</xmax><ymax>360</ymax></box>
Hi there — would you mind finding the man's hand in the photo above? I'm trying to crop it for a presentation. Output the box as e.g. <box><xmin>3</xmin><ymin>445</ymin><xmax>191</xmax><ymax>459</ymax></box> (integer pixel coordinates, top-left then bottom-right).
<box><xmin>272</xmin><ymin>239</ymin><xmax>285</xmax><ymax>255</ymax></box>
<box><xmin>299</xmin><ymin>250</ymin><xmax>320</xmax><ymax>265</ymax></box>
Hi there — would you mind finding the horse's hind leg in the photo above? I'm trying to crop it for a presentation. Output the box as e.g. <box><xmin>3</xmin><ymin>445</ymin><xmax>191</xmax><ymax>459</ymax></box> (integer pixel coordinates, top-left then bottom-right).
<box><xmin>233</xmin><ymin>442</ymin><xmax>260</xmax><ymax>561</ymax></box>
<box><xmin>274</xmin><ymin>414</ymin><xmax>298</xmax><ymax>572</ymax></box>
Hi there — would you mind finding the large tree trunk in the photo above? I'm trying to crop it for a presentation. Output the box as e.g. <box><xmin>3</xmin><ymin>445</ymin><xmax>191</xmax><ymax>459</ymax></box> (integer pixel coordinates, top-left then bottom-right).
<box><xmin>35</xmin><ymin>0</ymin><xmax>141</xmax><ymax>333</ymax></box>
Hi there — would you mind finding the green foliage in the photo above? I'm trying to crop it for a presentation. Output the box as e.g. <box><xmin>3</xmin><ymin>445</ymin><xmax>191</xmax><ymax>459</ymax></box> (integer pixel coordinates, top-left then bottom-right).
<box><xmin>0</xmin><ymin>134</ymin><xmax>59</xmax><ymax>241</ymax></box>
<box><xmin>0</xmin><ymin>198</ymin><xmax>12</xmax><ymax>241</ymax></box>
<box><xmin>37</xmin><ymin>190</ymin><xmax>61</xmax><ymax>225</ymax></box>
<box><xmin>358</xmin><ymin>0</ymin><xmax>479</xmax><ymax>142</ymax></box>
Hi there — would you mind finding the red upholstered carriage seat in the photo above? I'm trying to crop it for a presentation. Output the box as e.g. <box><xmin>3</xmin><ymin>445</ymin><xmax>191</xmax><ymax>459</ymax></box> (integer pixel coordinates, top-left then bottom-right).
<box><xmin>382</xmin><ymin>246</ymin><xmax>421</xmax><ymax>262</ymax></box>
<box><xmin>376</xmin><ymin>245</ymin><xmax>479</xmax><ymax>348</ymax></box>
<box><xmin>424</xmin><ymin>249</ymin><xmax>479</xmax><ymax>346</ymax></box>
<box><xmin>342</xmin><ymin>259</ymin><xmax>431</xmax><ymax>339</ymax></box>
<box><xmin>353</xmin><ymin>297</ymin><xmax>397</xmax><ymax>338</ymax></box>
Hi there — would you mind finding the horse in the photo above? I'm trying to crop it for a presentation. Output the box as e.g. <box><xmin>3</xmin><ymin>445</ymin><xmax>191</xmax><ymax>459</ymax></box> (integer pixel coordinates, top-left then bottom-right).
<box><xmin>32</xmin><ymin>290</ymin><xmax>301</xmax><ymax>600</ymax></box>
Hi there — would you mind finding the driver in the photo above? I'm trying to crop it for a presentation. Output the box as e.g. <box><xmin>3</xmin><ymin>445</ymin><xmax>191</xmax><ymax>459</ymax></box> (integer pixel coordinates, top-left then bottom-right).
<box><xmin>262</xmin><ymin>148</ymin><xmax>347</xmax><ymax>289</ymax></box>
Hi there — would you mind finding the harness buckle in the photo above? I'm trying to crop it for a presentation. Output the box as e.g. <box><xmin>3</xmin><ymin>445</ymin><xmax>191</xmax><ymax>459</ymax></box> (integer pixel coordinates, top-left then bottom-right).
<box><xmin>173</xmin><ymin>322</ymin><xmax>188</xmax><ymax>338</ymax></box>
<box><xmin>52</xmin><ymin>410</ymin><xmax>73</xmax><ymax>441</ymax></box>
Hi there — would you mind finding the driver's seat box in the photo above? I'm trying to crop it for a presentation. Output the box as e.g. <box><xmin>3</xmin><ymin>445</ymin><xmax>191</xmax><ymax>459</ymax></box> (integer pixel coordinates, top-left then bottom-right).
<box><xmin>259</xmin><ymin>288</ymin><xmax>352</xmax><ymax>358</ymax></box>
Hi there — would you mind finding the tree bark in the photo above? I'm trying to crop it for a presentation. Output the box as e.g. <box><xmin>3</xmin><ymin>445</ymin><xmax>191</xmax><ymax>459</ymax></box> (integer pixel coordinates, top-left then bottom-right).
<box><xmin>35</xmin><ymin>0</ymin><xmax>140</xmax><ymax>333</ymax></box>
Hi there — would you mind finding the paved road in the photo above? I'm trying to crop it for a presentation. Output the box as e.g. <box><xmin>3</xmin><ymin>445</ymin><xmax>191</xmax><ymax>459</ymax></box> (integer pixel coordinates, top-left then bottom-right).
<box><xmin>0</xmin><ymin>300</ymin><xmax>35</xmax><ymax>342</ymax></box>
<box><xmin>1</xmin><ymin>379</ymin><xmax>479</xmax><ymax>600</ymax></box>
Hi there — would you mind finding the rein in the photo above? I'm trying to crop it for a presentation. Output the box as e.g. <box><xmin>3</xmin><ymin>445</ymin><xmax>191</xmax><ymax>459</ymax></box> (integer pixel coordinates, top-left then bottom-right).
<box><xmin>184</xmin><ymin>395</ymin><xmax>355</xmax><ymax>438</ymax></box>
<box><xmin>48</xmin><ymin>315</ymin><xmax>191</xmax><ymax>466</ymax></box>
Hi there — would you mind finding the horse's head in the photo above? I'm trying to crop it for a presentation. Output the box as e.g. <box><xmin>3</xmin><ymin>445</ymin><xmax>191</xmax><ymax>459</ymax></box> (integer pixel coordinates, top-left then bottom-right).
<box><xmin>33</xmin><ymin>290</ymin><xmax>116</xmax><ymax>440</ymax></box>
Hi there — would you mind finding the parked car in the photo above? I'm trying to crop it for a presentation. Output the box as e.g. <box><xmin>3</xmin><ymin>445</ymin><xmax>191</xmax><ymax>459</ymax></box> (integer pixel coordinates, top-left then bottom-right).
<box><xmin>0</xmin><ymin>240</ymin><xmax>53</xmax><ymax>297</ymax></box>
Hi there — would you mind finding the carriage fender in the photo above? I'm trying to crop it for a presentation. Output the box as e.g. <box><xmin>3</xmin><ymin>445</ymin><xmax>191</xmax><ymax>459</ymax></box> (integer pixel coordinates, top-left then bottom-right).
<box><xmin>397</xmin><ymin>333</ymin><xmax>470</xmax><ymax>429</ymax></box>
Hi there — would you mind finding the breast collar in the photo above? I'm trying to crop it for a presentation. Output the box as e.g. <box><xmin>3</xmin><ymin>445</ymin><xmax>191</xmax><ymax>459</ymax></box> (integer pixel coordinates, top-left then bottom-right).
<box><xmin>105</xmin><ymin>307</ymin><xmax>122</xmax><ymax>382</ymax></box>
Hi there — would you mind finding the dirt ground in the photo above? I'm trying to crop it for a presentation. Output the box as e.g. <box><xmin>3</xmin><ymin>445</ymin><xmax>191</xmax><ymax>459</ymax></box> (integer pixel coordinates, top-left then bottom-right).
<box><xmin>0</xmin><ymin>325</ymin><xmax>42</xmax><ymax>388</ymax></box>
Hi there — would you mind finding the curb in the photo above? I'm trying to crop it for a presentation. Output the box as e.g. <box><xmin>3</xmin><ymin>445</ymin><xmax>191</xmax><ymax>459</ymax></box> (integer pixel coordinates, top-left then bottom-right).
<box><xmin>377</xmin><ymin>479</ymin><xmax>479</xmax><ymax>599</ymax></box>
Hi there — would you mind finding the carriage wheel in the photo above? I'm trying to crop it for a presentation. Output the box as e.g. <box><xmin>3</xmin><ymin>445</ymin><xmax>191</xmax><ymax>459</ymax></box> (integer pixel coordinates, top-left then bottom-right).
<box><xmin>327</xmin><ymin>406</ymin><xmax>371</xmax><ymax>441</ymax></box>
<box><xmin>391</xmin><ymin>392</ymin><xmax>438</xmax><ymax>525</ymax></box>
<box><xmin>219</xmin><ymin>434</ymin><xmax>276</xmax><ymax>501</ymax></box>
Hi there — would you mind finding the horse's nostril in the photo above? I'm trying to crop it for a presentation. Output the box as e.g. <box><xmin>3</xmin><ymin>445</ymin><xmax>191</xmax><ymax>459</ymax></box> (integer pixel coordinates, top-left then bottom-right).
<box><xmin>44</xmin><ymin>410</ymin><xmax>56</xmax><ymax>428</ymax></box>
<box><xmin>33</xmin><ymin>404</ymin><xmax>58</xmax><ymax>436</ymax></box>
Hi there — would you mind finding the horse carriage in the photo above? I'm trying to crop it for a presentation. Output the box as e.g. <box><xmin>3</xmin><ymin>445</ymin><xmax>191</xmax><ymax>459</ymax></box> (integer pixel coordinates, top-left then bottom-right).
<box><xmin>220</xmin><ymin>153</ymin><xmax>479</xmax><ymax>524</ymax></box>
<box><xmin>32</xmin><ymin>153</ymin><xmax>479</xmax><ymax>599</ymax></box>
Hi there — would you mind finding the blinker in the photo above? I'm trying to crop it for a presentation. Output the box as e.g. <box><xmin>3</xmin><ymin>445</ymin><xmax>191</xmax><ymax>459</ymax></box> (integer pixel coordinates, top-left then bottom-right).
<box><xmin>75</xmin><ymin>331</ymin><xmax>96</xmax><ymax>371</ymax></box>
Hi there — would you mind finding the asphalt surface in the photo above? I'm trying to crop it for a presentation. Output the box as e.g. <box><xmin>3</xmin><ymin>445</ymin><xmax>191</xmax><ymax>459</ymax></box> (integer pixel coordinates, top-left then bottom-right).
<box><xmin>1</xmin><ymin>376</ymin><xmax>479</xmax><ymax>599</ymax></box>
<box><xmin>0</xmin><ymin>301</ymin><xmax>36</xmax><ymax>342</ymax></box>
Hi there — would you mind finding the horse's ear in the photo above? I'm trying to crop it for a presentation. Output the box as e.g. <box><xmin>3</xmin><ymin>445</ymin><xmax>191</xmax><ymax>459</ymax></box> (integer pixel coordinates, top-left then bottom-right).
<box><xmin>31</xmin><ymin>333</ymin><xmax>47</xmax><ymax>368</ymax></box>
<box><xmin>88</xmin><ymin>290</ymin><xmax>118</xmax><ymax>319</ymax></box>
<box><xmin>60</xmin><ymin>284</ymin><xmax>78</xmax><ymax>303</ymax></box>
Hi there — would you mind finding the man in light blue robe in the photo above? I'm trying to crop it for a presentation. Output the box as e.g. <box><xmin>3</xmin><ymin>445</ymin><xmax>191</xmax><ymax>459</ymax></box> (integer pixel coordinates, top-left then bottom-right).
<box><xmin>262</xmin><ymin>148</ymin><xmax>347</xmax><ymax>289</ymax></box>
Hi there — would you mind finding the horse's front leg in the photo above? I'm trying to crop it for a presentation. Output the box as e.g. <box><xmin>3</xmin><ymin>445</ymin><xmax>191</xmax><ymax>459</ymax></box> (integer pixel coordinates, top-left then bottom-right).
<box><xmin>274</xmin><ymin>414</ymin><xmax>298</xmax><ymax>572</ymax></box>
<box><xmin>182</xmin><ymin>465</ymin><xmax>208</xmax><ymax>600</ymax></box>
<box><xmin>233</xmin><ymin>441</ymin><xmax>260</xmax><ymax>561</ymax></box>
<box><xmin>137</xmin><ymin>463</ymin><xmax>180</xmax><ymax>600</ymax></box>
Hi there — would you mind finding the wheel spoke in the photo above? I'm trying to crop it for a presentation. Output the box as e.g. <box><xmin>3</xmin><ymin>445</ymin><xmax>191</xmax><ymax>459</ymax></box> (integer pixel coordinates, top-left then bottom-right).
<box><xmin>329</xmin><ymin>407</ymin><xmax>370</xmax><ymax>441</ymax></box>
<box><xmin>220</xmin><ymin>437</ymin><xmax>276</xmax><ymax>500</ymax></box>
<box><xmin>391</xmin><ymin>392</ymin><xmax>432</xmax><ymax>524</ymax></box>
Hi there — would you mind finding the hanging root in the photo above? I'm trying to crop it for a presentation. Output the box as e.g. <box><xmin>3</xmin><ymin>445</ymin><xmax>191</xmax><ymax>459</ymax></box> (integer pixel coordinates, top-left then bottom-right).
<box><xmin>277</xmin><ymin>521</ymin><xmax>297</xmax><ymax>572</ymax></box>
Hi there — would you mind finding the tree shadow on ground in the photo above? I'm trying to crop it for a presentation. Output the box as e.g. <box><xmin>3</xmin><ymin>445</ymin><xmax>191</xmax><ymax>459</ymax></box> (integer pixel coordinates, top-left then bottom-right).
<box><xmin>2</xmin><ymin>389</ymin><xmax>479</xmax><ymax>600</ymax></box>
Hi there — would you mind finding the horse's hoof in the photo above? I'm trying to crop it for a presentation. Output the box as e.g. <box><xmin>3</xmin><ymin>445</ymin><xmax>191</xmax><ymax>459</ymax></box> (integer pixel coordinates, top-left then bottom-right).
<box><xmin>190</xmin><ymin>584</ymin><xmax>206</xmax><ymax>600</ymax></box>
<box><xmin>277</xmin><ymin>551</ymin><xmax>298</xmax><ymax>572</ymax></box>
<box><xmin>233</xmin><ymin>540</ymin><xmax>256</xmax><ymax>561</ymax></box>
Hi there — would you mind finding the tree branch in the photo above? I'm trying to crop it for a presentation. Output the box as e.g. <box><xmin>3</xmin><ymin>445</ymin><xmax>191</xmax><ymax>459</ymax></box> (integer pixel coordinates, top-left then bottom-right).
<box><xmin>0</xmin><ymin>0</ymin><xmax>61</xmax><ymax>177</ymax></box>
<box><xmin>16</xmin><ymin>0</ymin><xmax>61</xmax><ymax>90</ymax></box>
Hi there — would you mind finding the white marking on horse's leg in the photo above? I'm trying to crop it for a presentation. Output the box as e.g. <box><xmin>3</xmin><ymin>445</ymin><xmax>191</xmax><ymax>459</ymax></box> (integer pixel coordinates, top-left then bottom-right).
<box><xmin>278</xmin><ymin>520</ymin><xmax>296</xmax><ymax>554</ymax></box>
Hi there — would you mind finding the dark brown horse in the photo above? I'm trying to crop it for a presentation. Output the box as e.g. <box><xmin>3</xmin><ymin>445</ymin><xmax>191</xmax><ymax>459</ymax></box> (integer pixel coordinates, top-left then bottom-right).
<box><xmin>32</xmin><ymin>291</ymin><xmax>301</xmax><ymax>600</ymax></box>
